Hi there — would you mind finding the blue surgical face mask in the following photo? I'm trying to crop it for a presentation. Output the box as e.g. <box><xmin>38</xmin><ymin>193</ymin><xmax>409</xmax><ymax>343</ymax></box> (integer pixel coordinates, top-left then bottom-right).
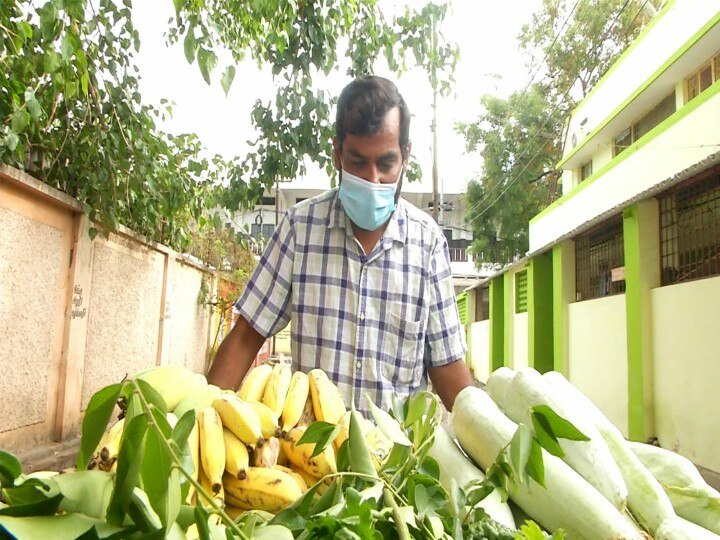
<box><xmin>338</xmin><ymin>165</ymin><xmax>402</xmax><ymax>231</ymax></box>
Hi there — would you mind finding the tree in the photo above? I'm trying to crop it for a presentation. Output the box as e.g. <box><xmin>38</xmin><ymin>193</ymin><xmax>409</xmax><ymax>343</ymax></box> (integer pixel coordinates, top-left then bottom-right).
<box><xmin>461</xmin><ymin>0</ymin><xmax>664</xmax><ymax>265</ymax></box>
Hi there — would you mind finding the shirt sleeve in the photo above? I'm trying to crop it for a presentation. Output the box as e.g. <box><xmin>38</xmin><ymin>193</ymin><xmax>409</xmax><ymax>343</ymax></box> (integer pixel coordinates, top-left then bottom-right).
<box><xmin>235</xmin><ymin>212</ymin><xmax>295</xmax><ymax>338</ymax></box>
<box><xmin>424</xmin><ymin>234</ymin><xmax>467</xmax><ymax>368</ymax></box>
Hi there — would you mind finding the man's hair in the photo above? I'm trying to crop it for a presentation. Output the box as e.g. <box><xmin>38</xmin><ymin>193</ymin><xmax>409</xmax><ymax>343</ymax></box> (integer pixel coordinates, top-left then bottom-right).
<box><xmin>335</xmin><ymin>76</ymin><xmax>410</xmax><ymax>158</ymax></box>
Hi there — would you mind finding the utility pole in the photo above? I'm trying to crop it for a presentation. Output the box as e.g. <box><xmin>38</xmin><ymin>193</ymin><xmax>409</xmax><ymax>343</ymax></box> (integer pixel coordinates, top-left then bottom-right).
<box><xmin>431</xmin><ymin>11</ymin><xmax>439</xmax><ymax>224</ymax></box>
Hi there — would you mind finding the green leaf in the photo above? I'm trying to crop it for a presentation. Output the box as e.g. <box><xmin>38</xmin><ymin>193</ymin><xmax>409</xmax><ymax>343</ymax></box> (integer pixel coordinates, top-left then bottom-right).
<box><xmin>296</xmin><ymin>421</ymin><xmax>339</xmax><ymax>458</ymax></box>
<box><xmin>0</xmin><ymin>490</ymin><xmax>63</xmax><ymax>517</ymax></box>
<box><xmin>531</xmin><ymin>405</ymin><xmax>589</xmax><ymax>442</ymax></box>
<box><xmin>347</xmin><ymin>411</ymin><xmax>378</xmax><ymax>478</ymax></box>
<box><xmin>65</xmin><ymin>81</ymin><xmax>78</xmax><ymax>100</ymax></box>
<box><xmin>526</xmin><ymin>440</ymin><xmax>546</xmax><ymax>488</ymax></box>
<box><xmin>135</xmin><ymin>378</ymin><xmax>168</xmax><ymax>417</ymax></box>
<box><xmin>11</xmin><ymin>110</ymin><xmax>30</xmax><ymax>133</ymax></box>
<box><xmin>404</xmin><ymin>392</ymin><xmax>427</xmax><ymax>428</ymax></box>
<box><xmin>221</xmin><ymin>65</ymin><xmax>236</xmax><ymax>96</ymax></box>
<box><xmin>43</xmin><ymin>50</ymin><xmax>62</xmax><ymax>73</ymax></box>
<box><xmin>183</xmin><ymin>30</ymin><xmax>196</xmax><ymax>64</ymax></box>
<box><xmin>531</xmin><ymin>412</ymin><xmax>564</xmax><ymax>458</ymax></box>
<box><xmin>366</xmin><ymin>394</ymin><xmax>411</xmax><ymax>446</ymax></box>
<box><xmin>0</xmin><ymin>451</ymin><xmax>23</xmax><ymax>488</ymax></box>
<box><xmin>106</xmin><ymin>413</ymin><xmax>149</xmax><ymax>526</ymax></box>
<box><xmin>77</xmin><ymin>383</ymin><xmax>123</xmax><ymax>470</ymax></box>
<box><xmin>0</xmin><ymin>513</ymin><xmax>105</xmax><ymax>540</ymax></box>
<box><xmin>141</xmin><ymin>416</ymin><xmax>177</xmax><ymax>531</ymax></box>
<box><xmin>26</xmin><ymin>98</ymin><xmax>44</xmax><ymax>120</ymax></box>
<box><xmin>509</xmin><ymin>423</ymin><xmax>533</xmax><ymax>482</ymax></box>
<box><xmin>197</xmin><ymin>48</ymin><xmax>217</xmax><ymax>85</ymax></box>
<box><xmin>5</xmin><ymin>131</ymin><xmax>20</xmax><ymax>152</ymax></box>
<box><xmin>309</xmin><ymin>479</ymin><xmax>343</xmax><ymax>515</ymax></box>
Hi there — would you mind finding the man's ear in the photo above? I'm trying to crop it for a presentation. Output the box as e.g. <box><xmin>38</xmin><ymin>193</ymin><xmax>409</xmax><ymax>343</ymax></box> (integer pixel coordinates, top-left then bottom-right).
<box><xmin>332</xmin><ymin>138</ymin><xmax>342</xmax><ymax>170</ymax></box>
<box><xmin>403</xmin><ymin>141</ymin><xmax>412</xmax><ymax>166</ymax></box>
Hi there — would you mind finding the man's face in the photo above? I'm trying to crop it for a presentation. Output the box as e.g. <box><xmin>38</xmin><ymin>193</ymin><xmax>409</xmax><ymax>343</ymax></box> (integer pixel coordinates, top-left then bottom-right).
<box><xmin>333</xmin><ymin>107</ymin><xmax>411</xmax><ymax>185</ymax></box>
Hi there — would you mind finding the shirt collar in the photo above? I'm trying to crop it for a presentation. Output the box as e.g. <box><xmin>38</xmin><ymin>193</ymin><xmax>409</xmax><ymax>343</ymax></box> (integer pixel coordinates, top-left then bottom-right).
<box><xmin>327</xmin><ymin>189</ymin><xmax>407</xmax><ymax>246</ymax></box>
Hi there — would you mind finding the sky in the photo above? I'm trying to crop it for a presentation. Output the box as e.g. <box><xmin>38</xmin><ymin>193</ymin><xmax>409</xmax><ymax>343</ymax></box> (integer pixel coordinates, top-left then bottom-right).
<box><xmin>132</xmin><ymin>1</ymin><xmax>543</xmax><ymax>195</ymax></box>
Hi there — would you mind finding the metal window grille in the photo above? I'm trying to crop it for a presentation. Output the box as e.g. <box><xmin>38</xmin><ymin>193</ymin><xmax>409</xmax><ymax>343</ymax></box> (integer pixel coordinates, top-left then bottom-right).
<box><xmin>659</xmin><ymin>166</ymin><xmax>720</xmax><ymax>285</ymax></box>
<box><xmin>475</xmin><ymin>286</ymin><xmax>489</xmax><ymax>322</ymax></box>
<box><xmin>614</xmin><ymin>92</ymin><xmax>676</xmax><ymax>157</ymax></box>
<box><xmin>515</xmin><ymin>270</ymin><xmax>528</xmax><ymax>313</ymax></box>
<box><xmin>575</xmin><ymin>217</ymin><xmax>626</xmax><ymax>301</ymax></box>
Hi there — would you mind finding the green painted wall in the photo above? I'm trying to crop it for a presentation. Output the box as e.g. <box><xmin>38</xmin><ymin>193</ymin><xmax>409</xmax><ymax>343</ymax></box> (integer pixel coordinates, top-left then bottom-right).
<box><xmin>552</xmin><ymin>241</ymin><xmax>575</xmax><ymax>375</ymax></box>
<box><xmin>489</xmin><ymin>277</ymin><xmax>505</xmax><ymax>371</ymax></box>
<box><xmin>623</xmin><ymin>200</ymin><xmax>660</xmax><ymax>441</ymax></box>
<box><xmin>504</xmin><ymin>272</ymin><xmax>513</xmax><ymax>369</ymax></box>
<box><xmin>529</xmin><ymin>252</ymin><xmax>554</xmax><ymax>373</ymax></box>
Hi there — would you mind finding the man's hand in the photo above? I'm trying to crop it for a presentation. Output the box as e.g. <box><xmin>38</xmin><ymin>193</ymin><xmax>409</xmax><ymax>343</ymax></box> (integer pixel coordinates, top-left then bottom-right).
<box><xmin>428</xmin><ymin>360</ymin><xmax>475</xmax><ymax>411</ymax></box>
<box><xmin>207</xmin><ymin>316</ymin><xmax>267</xmax><ymax>390</ymax></box>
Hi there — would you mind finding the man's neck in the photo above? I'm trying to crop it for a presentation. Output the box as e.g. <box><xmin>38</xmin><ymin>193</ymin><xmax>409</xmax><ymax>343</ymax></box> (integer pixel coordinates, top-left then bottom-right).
<box><xmin>351</xmin><ymin>222</ymin><xmax>388</xmax><ymax>256</ymax></box>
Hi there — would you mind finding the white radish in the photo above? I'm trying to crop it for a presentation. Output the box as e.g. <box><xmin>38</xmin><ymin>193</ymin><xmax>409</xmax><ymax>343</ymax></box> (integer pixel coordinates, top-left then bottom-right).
<box><xmin>428</xmin><ymin>425</ymin><xmax>516</xmax><ymax>529</ymax></box>
<box><xmin>544</xmin><ymin>371</ymin><xmax>677</xmax><ymax>534</ymax></box>
<box><xmin>453</xmin><ymin>386</ymin><xmax>644</xmax><ymax>539</ymax></box>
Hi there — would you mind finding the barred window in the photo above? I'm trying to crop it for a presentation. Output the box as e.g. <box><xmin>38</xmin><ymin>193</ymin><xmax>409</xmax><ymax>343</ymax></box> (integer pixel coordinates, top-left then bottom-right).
<box><xmin>575</xmin><ymin>217</ymin><xmax>626</xmax><ymax>301</ymax></box>
<box><xmin>515</xmin><ymin>270</ymin><xmax>528</xmax><ymax>313</ymax></box>
<box><xmin>659</xmin><ymin>166</ymin><xmax>720</xmax><ymax>285</ymax></box>
<box><xmin>685</xmin><ymin>51</ymin><xmax>720</xmax><ymax>103</ymax></box>
<box><xmin>613</xmin><ymin>93</ymin><xmax>676</xmax><ymax>157</ymax></box>
<box><xmin>475</xmin><ymin>286</ymin><xmax>490</xmax><ymax>322</ymax></box>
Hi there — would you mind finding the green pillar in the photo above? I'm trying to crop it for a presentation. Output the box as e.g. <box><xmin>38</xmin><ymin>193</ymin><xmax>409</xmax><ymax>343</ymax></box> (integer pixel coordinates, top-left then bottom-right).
<box><xmin>528</xmin><ymin>252</ymin><xmax>554</xmax><ymax>373</ymax></box>
<box><xmin>489</xmin><ymin>277</ymin><xmax>505</xmax><ymax>371</ymax></box>
<box><xmin>552</xmin><ymin>241</ymin><xmax>575</xmax><ymax>376</ymax></box>
<box><xmin>623</xmin><ymin>200</ymin><xmax>660</xmax><ymax>441</ymax></box>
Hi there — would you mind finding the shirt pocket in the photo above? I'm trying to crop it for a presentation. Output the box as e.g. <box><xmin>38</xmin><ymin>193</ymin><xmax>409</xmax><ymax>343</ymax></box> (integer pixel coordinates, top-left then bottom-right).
<box><xmin>380</xmin><ymin>310</ymin><xmax>424</xmax><ymax>387</ymax></box>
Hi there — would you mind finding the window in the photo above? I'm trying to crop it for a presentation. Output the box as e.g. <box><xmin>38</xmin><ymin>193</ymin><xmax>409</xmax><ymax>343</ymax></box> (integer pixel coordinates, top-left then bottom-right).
<box><xmin>475</xmin><ymin>286</ymin><xmax>490</xmax><ymax>322</ymax></box>
<box><xmin>261</xmin><ymin>196</ymin><xmax>276</xmax><ymax>206</ymax></box>
<box><xmin>580</xmin><ymin>161</ymin><xmax>593</xmax><ymax>182</ymax></box>
<box><xmin>685</xmin><ymin>51</ymin><xmax>720</xmax><ymax>103</ymax></box>
<box><xmin>456</xmin><ymin>292</ymin><xmax>468</xmax><ymax>325</ymax></box>
<box><xmin>659</xmin><ymin>166</ymin><xmax>720</xmax><ymax>285</ymax></box>
<box><xmin>613</xmin><ymin>93</ymin><xmax>676</xmax><ymax>157</ymax></box>
<box><xmin>515</xmin><ymin>270</ymin><xmax>528</xmax><ymax>313</ymax></box>
<box><xmin>575</xmin><ymin>217</ymin><xmax>626</xmax><ymax>301</ymax></box>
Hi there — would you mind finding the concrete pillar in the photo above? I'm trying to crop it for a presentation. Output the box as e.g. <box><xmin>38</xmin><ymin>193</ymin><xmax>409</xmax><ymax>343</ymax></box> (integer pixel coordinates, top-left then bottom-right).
<box><xmin>489</xmin><ymin>276</ymin><xmax>505</xmax><ymax>372</ymax></box>
<box><xmin>528</xmin><ymin>251</ymin><xmax>554</xmax><ymax>373</ymax></box>
<box><xmin>552</xmin><ymin>240</ymin><xmax>575</xmax><ymax>376</ymax></box>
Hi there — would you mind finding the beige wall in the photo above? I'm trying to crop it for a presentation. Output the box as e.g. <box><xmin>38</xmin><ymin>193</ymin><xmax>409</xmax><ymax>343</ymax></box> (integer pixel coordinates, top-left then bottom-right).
<box><xmin>652</xmin><ymin>277</ymin><xmax>720</xmax><ymax>471</ymax></box>
<box><xmin>512</xmin><ymin>313</ymin><xmax>529</xmax><ymax>370</ymax></box>
<box><xmin>568</xmin><ymin>294</ymin><xmax>629</xmax><ymax>436</ymax></box>
<box><xmin>0</xmin><ymin>166</ymin><xmax>216</xmax><ymax>454</ymax></box>
<box><xmin>469</xmin><ymin>320</ymin><xmax>490</xmax><ymax>383</ymax></box>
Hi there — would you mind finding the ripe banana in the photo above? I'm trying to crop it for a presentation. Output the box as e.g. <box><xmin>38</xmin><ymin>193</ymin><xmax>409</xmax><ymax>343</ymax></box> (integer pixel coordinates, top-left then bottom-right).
<box><xmin>252</xmin><ymin>436</ymin><xmax>279</xmax><ymax>469</ymax></box>
<box><xmin>90</xmin><ymin>417</ymin><xmax>125</xmax><ymax>471</ymax></box>
<box><xmin>288</xmin><ymin>464</ymin><xmax>329</xmax><ymax>495</ymax></box>
<box><xmin>261</xmin><ymin>362</ymin><xmax>292</xmax><ymax>416</ymax></box>
<box><xmin>281</xmin><ymin>426</ymin><xmax>337</xmax><ymax>478</ymax></box>
<box><xmin>198</xmin><ymin>407</ymin><xmax>225</xmax><ymax>494</ymax></box>
<box><xmin>274</xmin><ymin>465</ymin><xmax>309</xmax><ymax>493</ymax></box>
<box><xmin>223</xmin><ymin>428</ymin><xmax>249</xmax><ymax>480</ymax></box>
<box><xmin>247</xmin><ymin>401</ymin><xmax>280</xmax><ymax>439</ymax></box>
<box><xmin>308</xmin><ymin>369</ymin><xmax>346</xmax><ymax>425</ymax></box>
<box><xmin>185</xmin><ymin>419</ymin><xmax>200</xmax><ymax>505</ymax></box>
<box><xmin>281</xmin><ymin>371</ymin><xmax>310</xmax><ymax>433</ymax></box>
<box><xmin>223</xmin><ymin>468</ymin><xmax>303</xmax><ymax>513</ymax></box>
<box><xmin>198</xmin><ymin>464</ymin><xmax>224</xmax><ymax>508</ymax></box>
<box><xmin>173</xmin><ymin>384</ymin><xmax>222</xmax><ymax>420</ymax></box>
<box><xmin>212</xmin><ymin>395</ymin><xmax>264</xmax><ymax>447</ymax></box>
<box><xmin>334</xmin><ymin>410</ymin><xmax>374</xmax><ymax>452</ymax></box>
<box><xmin>237</xmin><ymin>364</ymin><xmax>273</xmax><ymax>402</ymax></box>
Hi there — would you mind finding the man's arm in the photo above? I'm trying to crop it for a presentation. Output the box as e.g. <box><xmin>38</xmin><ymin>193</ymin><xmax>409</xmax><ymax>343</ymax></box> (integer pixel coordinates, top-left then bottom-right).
<box><xmin>207</xmin><ymin>315</ymin><xmax>267</xmax><ymax>390</ymax></box>
<box><xmin>428</xmin><ymin>359</ymin><xmax>475</xmax><ymax>411</ymax></box>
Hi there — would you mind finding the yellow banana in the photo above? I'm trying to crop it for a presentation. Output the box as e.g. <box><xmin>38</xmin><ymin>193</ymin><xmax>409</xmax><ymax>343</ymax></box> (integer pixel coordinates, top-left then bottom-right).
<box><xmin>198</xmin><ymin>463</ymin><xmax>224</xmax><ymax>508</ymax></box>
<box><xmin>212</xmin><ymin>395</ymin><xmax>264</xmax><ymax>447</ymax></box>
<box><xmin>274</xmin><ymin>465</ymin><xmax>309</xmax><ymax>493</ymax></box>
<box><xmin>237</xmin><ymin>364</ymin><xmax>273</xmax><ymax>402</ymax></box>
<box><xmin>261</xmin><ymin>362</ymin><xmax>292</xmax><ymax>417</ymax></box>
<box><xmin>136</xmin><ymin>366</ymin><xmax>207</xmax><ymax>411</ymax></box>
<box><xmin>223</xmin><ymin>428</ymin><xmax>249</xmax><ymax>480</ymax></box>
<box><xmin>247</xmin><ymin>401</ymin><xmax>280</xmax><ymax>439</ymax></box>
<box><xmin>366</xmin><ymin>426</ymin><xmax>393</xmax><ymax>471</ymax></box>
<box><xmin>281</xmin><ymin>371</ymin><xmax>310</xmax><ymax>433</ymax></box>
<box><xmin>90</xmin><ymin>417</ymin><xmax>125</xmax><ymax>471</ymax></box>
<box><xmin>252</xmin><ymin>436</ymin><xmax>279</xmax><ymax>469</ymax></box>
<box><xmin>280</xmin><ymin>426</ymin><xmax>337</xmax><ymax>478</ymax></box>
<box><xmin>288</xmin><ymin>464</ymin><xmax>328</xmax><ymax>495</ymax></box>
<box><xmin>198</xmin><ymin>407</ymin><xmax>225</xmax><ymax>494</ymax></box>
<box><xmin>185</xmin><ymin>419</ymin><xmax>200</xmax><ymax>505</ymax></box>
<box><xmin>173</xmin><ymin>384</ymin><xmax>223</xmax><ymax>420</ymax></box>
<box><xmin>223</xmin><ymin>468</ymin><xmax>303</xmax><ymax>513</ymax></box>
<box><xmin>333</xmin><ymin>410</ymin><xmax>374</xmax><ymax>452</ymax></box>
<box><xmin>308</xmin><ymin>369</ymin><xmax>346</xmax><ymax>425</ymax></box>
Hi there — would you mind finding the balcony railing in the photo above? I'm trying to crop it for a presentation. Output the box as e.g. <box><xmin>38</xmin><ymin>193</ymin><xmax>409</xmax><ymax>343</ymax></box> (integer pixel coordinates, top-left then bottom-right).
<box><xmin>449</xmin><ymin>247</ymin><xmax>468</xmax><ymax>262</ymax></box>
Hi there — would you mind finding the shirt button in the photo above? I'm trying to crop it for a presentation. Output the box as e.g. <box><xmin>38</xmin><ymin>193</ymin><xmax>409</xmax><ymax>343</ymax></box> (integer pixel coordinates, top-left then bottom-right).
<box><xmin>356</xmin><ymin>361</ymin><xmax>361</xmax><ymax>370</ymax></box>
<box><xmin>360</xmin><ymin>312</ymin><xmax>365</xmax><ymax>321</ymax></box>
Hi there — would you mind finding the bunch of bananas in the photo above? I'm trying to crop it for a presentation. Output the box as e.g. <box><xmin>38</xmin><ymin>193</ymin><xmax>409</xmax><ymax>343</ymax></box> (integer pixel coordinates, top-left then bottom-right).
<box><xmin>92</xmin><ymin>362</ymin><xmax>392</xmax><ymax>517</ymax></box>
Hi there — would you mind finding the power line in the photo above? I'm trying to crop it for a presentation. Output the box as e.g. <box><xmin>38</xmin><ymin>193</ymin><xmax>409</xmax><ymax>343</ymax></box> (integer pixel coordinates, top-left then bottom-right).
<box><xmin>464</xmin><ymin>0</ymin><xmax>640</xmax><ymax>227</ymax></box>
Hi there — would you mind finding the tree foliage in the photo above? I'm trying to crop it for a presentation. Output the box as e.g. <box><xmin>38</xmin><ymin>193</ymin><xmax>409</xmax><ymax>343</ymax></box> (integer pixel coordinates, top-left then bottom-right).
<box><xmin>461</xmin><ymin>0</ymin><xmax>664</xmax><ymax>265</ymax></box>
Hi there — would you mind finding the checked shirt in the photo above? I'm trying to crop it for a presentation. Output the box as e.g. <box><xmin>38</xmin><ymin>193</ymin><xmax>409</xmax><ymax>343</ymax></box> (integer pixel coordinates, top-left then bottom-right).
<box><xmin>235</xmin><ymin>188</ymin><xmax>466</xmax><ymax>414</ymax></box>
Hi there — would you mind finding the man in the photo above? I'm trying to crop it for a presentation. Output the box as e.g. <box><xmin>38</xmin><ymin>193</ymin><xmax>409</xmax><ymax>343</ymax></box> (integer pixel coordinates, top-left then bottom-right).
<box><xmin>208</xmin><ymin>76</ymin><xmax>474</xmax><ymax>414</ymax></box>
